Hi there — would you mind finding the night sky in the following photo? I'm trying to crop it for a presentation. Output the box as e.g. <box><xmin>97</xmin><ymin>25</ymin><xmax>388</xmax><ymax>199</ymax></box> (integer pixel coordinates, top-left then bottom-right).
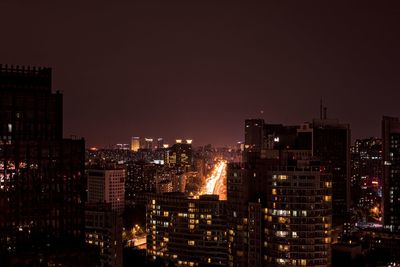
<box><xmin>0</xmin><ymin>1</ymin><xmax>399</xmax><ymax>147</ymax></box>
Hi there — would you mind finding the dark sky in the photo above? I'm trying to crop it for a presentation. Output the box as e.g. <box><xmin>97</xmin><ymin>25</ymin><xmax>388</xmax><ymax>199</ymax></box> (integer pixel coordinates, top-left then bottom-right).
<box><xmin>1</xmin><ymin>1</ymin><xmax>399</xmax><ymax>147</ymax></box>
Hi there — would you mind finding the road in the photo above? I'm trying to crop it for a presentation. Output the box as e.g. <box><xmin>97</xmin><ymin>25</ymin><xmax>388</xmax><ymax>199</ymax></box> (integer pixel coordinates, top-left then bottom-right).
<box><xmin>199</xmin><ymin>160</ymin><xmax>227</xmax><ymax>200</ymax></box>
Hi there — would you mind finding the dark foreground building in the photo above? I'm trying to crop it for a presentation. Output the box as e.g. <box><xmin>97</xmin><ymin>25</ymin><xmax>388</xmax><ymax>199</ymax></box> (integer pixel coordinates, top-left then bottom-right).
<box><xmin>382</xmin><ymin>116</ymin><xmax>400</xmax><ymax>232</ymax></box>
<box><xmin>0</xmin><ymin>65</ymin><xmax>87</xmax><ymax>264</ymax></box>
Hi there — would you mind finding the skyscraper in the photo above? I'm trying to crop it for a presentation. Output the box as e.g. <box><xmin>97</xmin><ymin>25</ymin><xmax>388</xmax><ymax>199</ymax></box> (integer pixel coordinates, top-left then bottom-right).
<box><xmin>311</xmin><ymin>118</ymin><xmax>351</xmax><ymax>225</ymax></box>
<box><xmin>245</xmin><ymin>119</ymin><xmax>264</xmax><ymax>151</ymax></box>
<box><xmin>131</xmin><ymin>137</ymin><xmax>140</xmax><ymax>152</ymax></box>
<box><xmin>244</xmin><ymin>114</ymin><xmax>349</xmax><ymax>226</ymax></box>
<box><xmin>125</xmin><ymin>160</ymin><xmax>157</xmax><ymax>201</ymax></box>
<box><xmin>227</xmin><ymin>118</ymin><xmax>333</xmax><ymax>267</ymax></box>
<box><xmin>350</xmin><ymin>138</ymin><xmax>382</xmax><ymax>211</ymax></box>
<box><xmin>382</xmin><ymin>116</ymin><xmax>400</xmax><ymax>232</ymax></box>
<box><xmin>157</xmin><ymin>137</ymin><xmax>164</xmax><ymax>149</ymax></box>
<box><xmin>0</xmin><ymin>65</ymin><xmax>86</xmax><ymax>261</ymax></box>
<box><xmin>168</xmin><ymin>141</ymin><xmax>193</xmax><ymax>172</ymax></box>
<box><xmin>263</xmin><ymin>167</ymin><xmax>332</xmax><ymax>266</ymax></box>
<box><xmin>144</xmin><ymin>138</ymin><xmax>154</xmax><ymax>150</ymax></box>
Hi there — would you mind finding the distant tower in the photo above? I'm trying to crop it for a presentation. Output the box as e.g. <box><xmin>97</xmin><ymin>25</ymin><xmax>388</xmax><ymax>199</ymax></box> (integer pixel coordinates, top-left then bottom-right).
<box><xmin>145</xmin><ymin>138</ymin><xmax>154</xmax><ymax>150</ymax></box>
<box><xmin>157</xmin><ymin>138</ymin><xmax>164</xmax><ymax>149</ymax></box>
<box><xmin>131</xmin><ymin>137</ymin><xmax>140</xmax><ymax>152</ymax></box>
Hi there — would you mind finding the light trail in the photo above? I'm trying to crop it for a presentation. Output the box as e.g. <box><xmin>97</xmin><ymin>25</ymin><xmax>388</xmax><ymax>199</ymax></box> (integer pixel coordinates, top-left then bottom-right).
<box><xmin>198</xmin><ymin>160</ymin><xmax>227</xmax><ymax>199</ymax></box>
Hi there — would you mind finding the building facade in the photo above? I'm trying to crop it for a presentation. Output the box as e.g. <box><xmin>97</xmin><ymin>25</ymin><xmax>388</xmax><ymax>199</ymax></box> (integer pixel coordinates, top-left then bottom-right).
<box><xmin>146</xmin><ymin>193</ymin><xmax>228</xmax><ymax>267</ymax></box>
<box><xmin>85</xmin><ymin>203</ymin><xmax>123</xmax><ymax>267</ymax></box>
<box><xmin>382</xmin><ymin>116</ymin><xmax>400</xmax><ymax>232</ymax></box>
<box><xmin>87</xmin><ymin>168</ymin><xmax>125</xmax><ymax>214</ymax></box>
<box><xmin>0</xmin><ymin>65</ymin><xmax>86</xmax><ymax>262</ymax></box>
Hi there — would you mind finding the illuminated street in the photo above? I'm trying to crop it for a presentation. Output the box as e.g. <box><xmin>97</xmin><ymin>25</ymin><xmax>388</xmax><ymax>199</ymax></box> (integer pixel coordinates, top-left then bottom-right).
<box><xmin>199</xmin><ymin>160</ymin><xmax>227</xmax><ymax>200</ymax></box>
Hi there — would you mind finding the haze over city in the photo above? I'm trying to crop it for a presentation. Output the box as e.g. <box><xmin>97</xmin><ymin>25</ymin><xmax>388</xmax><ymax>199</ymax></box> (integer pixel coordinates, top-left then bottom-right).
<box><xmin>0</xmin><ymin>1</ymin><xmax>399</xmax><ymax>147</ymax></box>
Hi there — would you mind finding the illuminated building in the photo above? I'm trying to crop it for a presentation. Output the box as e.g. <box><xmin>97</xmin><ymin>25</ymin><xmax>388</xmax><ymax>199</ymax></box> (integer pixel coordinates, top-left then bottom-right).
<box><xmin>0</xmin><ymin>65</ymin><xmax>86</xmax><ymax>262</ymax></box>
<box><xmin>144</xmin><ymin>138</ymin><xmax>154</xmax><ymax>150</ymax></box>
<box><xmin>157</xmin><ymin>180</ymin><xmax>173</xmax><ymax>193</ymax></box>
<box><xmin>382</xmin><ymin>116</ymin><xmax>400</xmax><ymax>232</ymax></box>
<box><xmin>350</xmin><ymin>138</ymin><xmax>382</xmax><ymax>210</ymax></box>
<box><xmin>114</xmin><ymin>143</ymin><xmax>129</xmax><ymax>150</ymax></box>
<box><xmin>227</xmin><ymin>159</ymin><xmax>332</xmax><ymax>267</ymax></box>
<box><xmin>263</xmin><ymin>167</ymin><xmax>332</xmax><ymax>266</ymax></box>
<box><xmin>168</xmin><ymin>142</ymin><xmax>193</xmax><ymax>172</ymax></box>
<box><xmin>227</xmin><ymin>118</ymin><xmax>333</xmax><ymax>267</ymax></box>
<box><xmin>131</xmin><ymin>137</ymin><xmax>140</xmax><ymax>152</ymax></box>
<box><xmin>87</xmin><ymin>167</ymin><xmax>125</xmax><ymax>214</ymax></box>
<box><xmin>85</xmin><ymin>203</ymin><xmax>122</xmax><ymax>267</ymax></box>
<box><xmin>146</xmin><ymin>193</ymin><xmax>227</xmax><ymax>266</ymax></box>
<box><xmin>125</xmin><ymin>160</ymin><xmax>157</xmax><ymax>201</ymax></box>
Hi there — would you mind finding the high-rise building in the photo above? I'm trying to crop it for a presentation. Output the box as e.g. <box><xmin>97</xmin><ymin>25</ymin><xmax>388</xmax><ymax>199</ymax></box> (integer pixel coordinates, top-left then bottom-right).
<box><xmin>245</xmin><ymin>119</ymin><xmax>264</xmax><ymax>151</ymax></box>
<box><xmin>125</xmin><ymin>160</ymin><xmax>157</xmax><ymax>201</ymax></box>
<box><xmin>311</xmin><ymin>118</ymin><xmax>351</xmax><ymax>225</ymax></box>
<box><xmin>168</xmin><ymin>141</ymin><xmax>193</xmax><ymax>172</ymax></box>
<box><xmin>350</xmin><ymin>138</ymin><xmax>382</xmax><ymax>210</ymax></box>
<box><xmin>227</xmin><ymin>158</ymin><xmax>332</xmax><ymax>267</ymax></box>
<box><xmin>146</xmin><ymin>193</ymin><xmax>228</xmax><ymax>266</ymax></box>
<box><xmin>263</xmin><ymin>167</ymin><xmax>332</xmax><ymax>266</ymax></box>
<box><xmin>226</xmin><ymin>118</ymin><xmax>333</xmax><ymax>267</ymax></box>
<box><xmin>131</xmin><ymin>137</ymin><xmax>140</xmax><ymax>152</ymax></box>
<box><xmin>157</xmin><ymin>138</ymin><xmax>164</xmax><ymax>149</ymax></box>
<box><xmin>144</xmin><ymin>138</ymin><xmax>154</xmax><ymax>150</ymax></box>
<box><xmin>0</xmin><ymin>65</ymin><xmax>86</xmax><ymax>262</ymax></box>
<box><xmin>382</xmin><ymin>116</ymin><xmax>400</xmax><ymax>232</ymax></box>
<box><xmin>85</xmin><ymin>203</ymin><xmax>123</xmax><ymax>267</ymax></box>
<box><xmin>245</xmin><ymin>114</ymin><xmax>349</xmax><ymax>226</ymax></box>
<box><xmin>87</xmin><ymin>167</ymin><xmax>125</xmax><ymax>214</ymax></box>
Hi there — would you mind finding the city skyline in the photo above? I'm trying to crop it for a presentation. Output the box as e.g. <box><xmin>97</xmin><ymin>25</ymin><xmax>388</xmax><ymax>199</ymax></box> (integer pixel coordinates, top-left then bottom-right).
<box><xmin>1</xmin><ymin>65</ymin><xmax>399</xmax><ymax>266</ymax></box>
<box><xmin>0</xmin><ymin>1</ymin><xmax>399</xmax><ymax>147</ymax></box>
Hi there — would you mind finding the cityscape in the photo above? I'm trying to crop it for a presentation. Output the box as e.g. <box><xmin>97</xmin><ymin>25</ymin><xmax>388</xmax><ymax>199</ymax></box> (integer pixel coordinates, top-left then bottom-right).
<box><xmin>1</xmin><ymin>1</ymin><xmax>400</xmax><ymax>267</ymax></box>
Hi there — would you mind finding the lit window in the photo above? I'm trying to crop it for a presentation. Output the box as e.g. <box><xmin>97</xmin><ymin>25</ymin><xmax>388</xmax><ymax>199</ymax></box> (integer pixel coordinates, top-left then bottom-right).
<box><xmin>278</xmin><ymin>175</ymin><xmax>287</xmax><ymax>180</ymax></box>
<box><xmin>188</xmin><ymin>240</ymin><xmax>195</xmax><ymax>246</ymax></box>
<box><xmin>278</xmin><ymin>217</ymin><xmax>287</xmax><ymax>224</ymax></box>
<box><xmin>276</xmin><ymin>231</ymin><xmax>288</xmax><ymax>237</ymax></box>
